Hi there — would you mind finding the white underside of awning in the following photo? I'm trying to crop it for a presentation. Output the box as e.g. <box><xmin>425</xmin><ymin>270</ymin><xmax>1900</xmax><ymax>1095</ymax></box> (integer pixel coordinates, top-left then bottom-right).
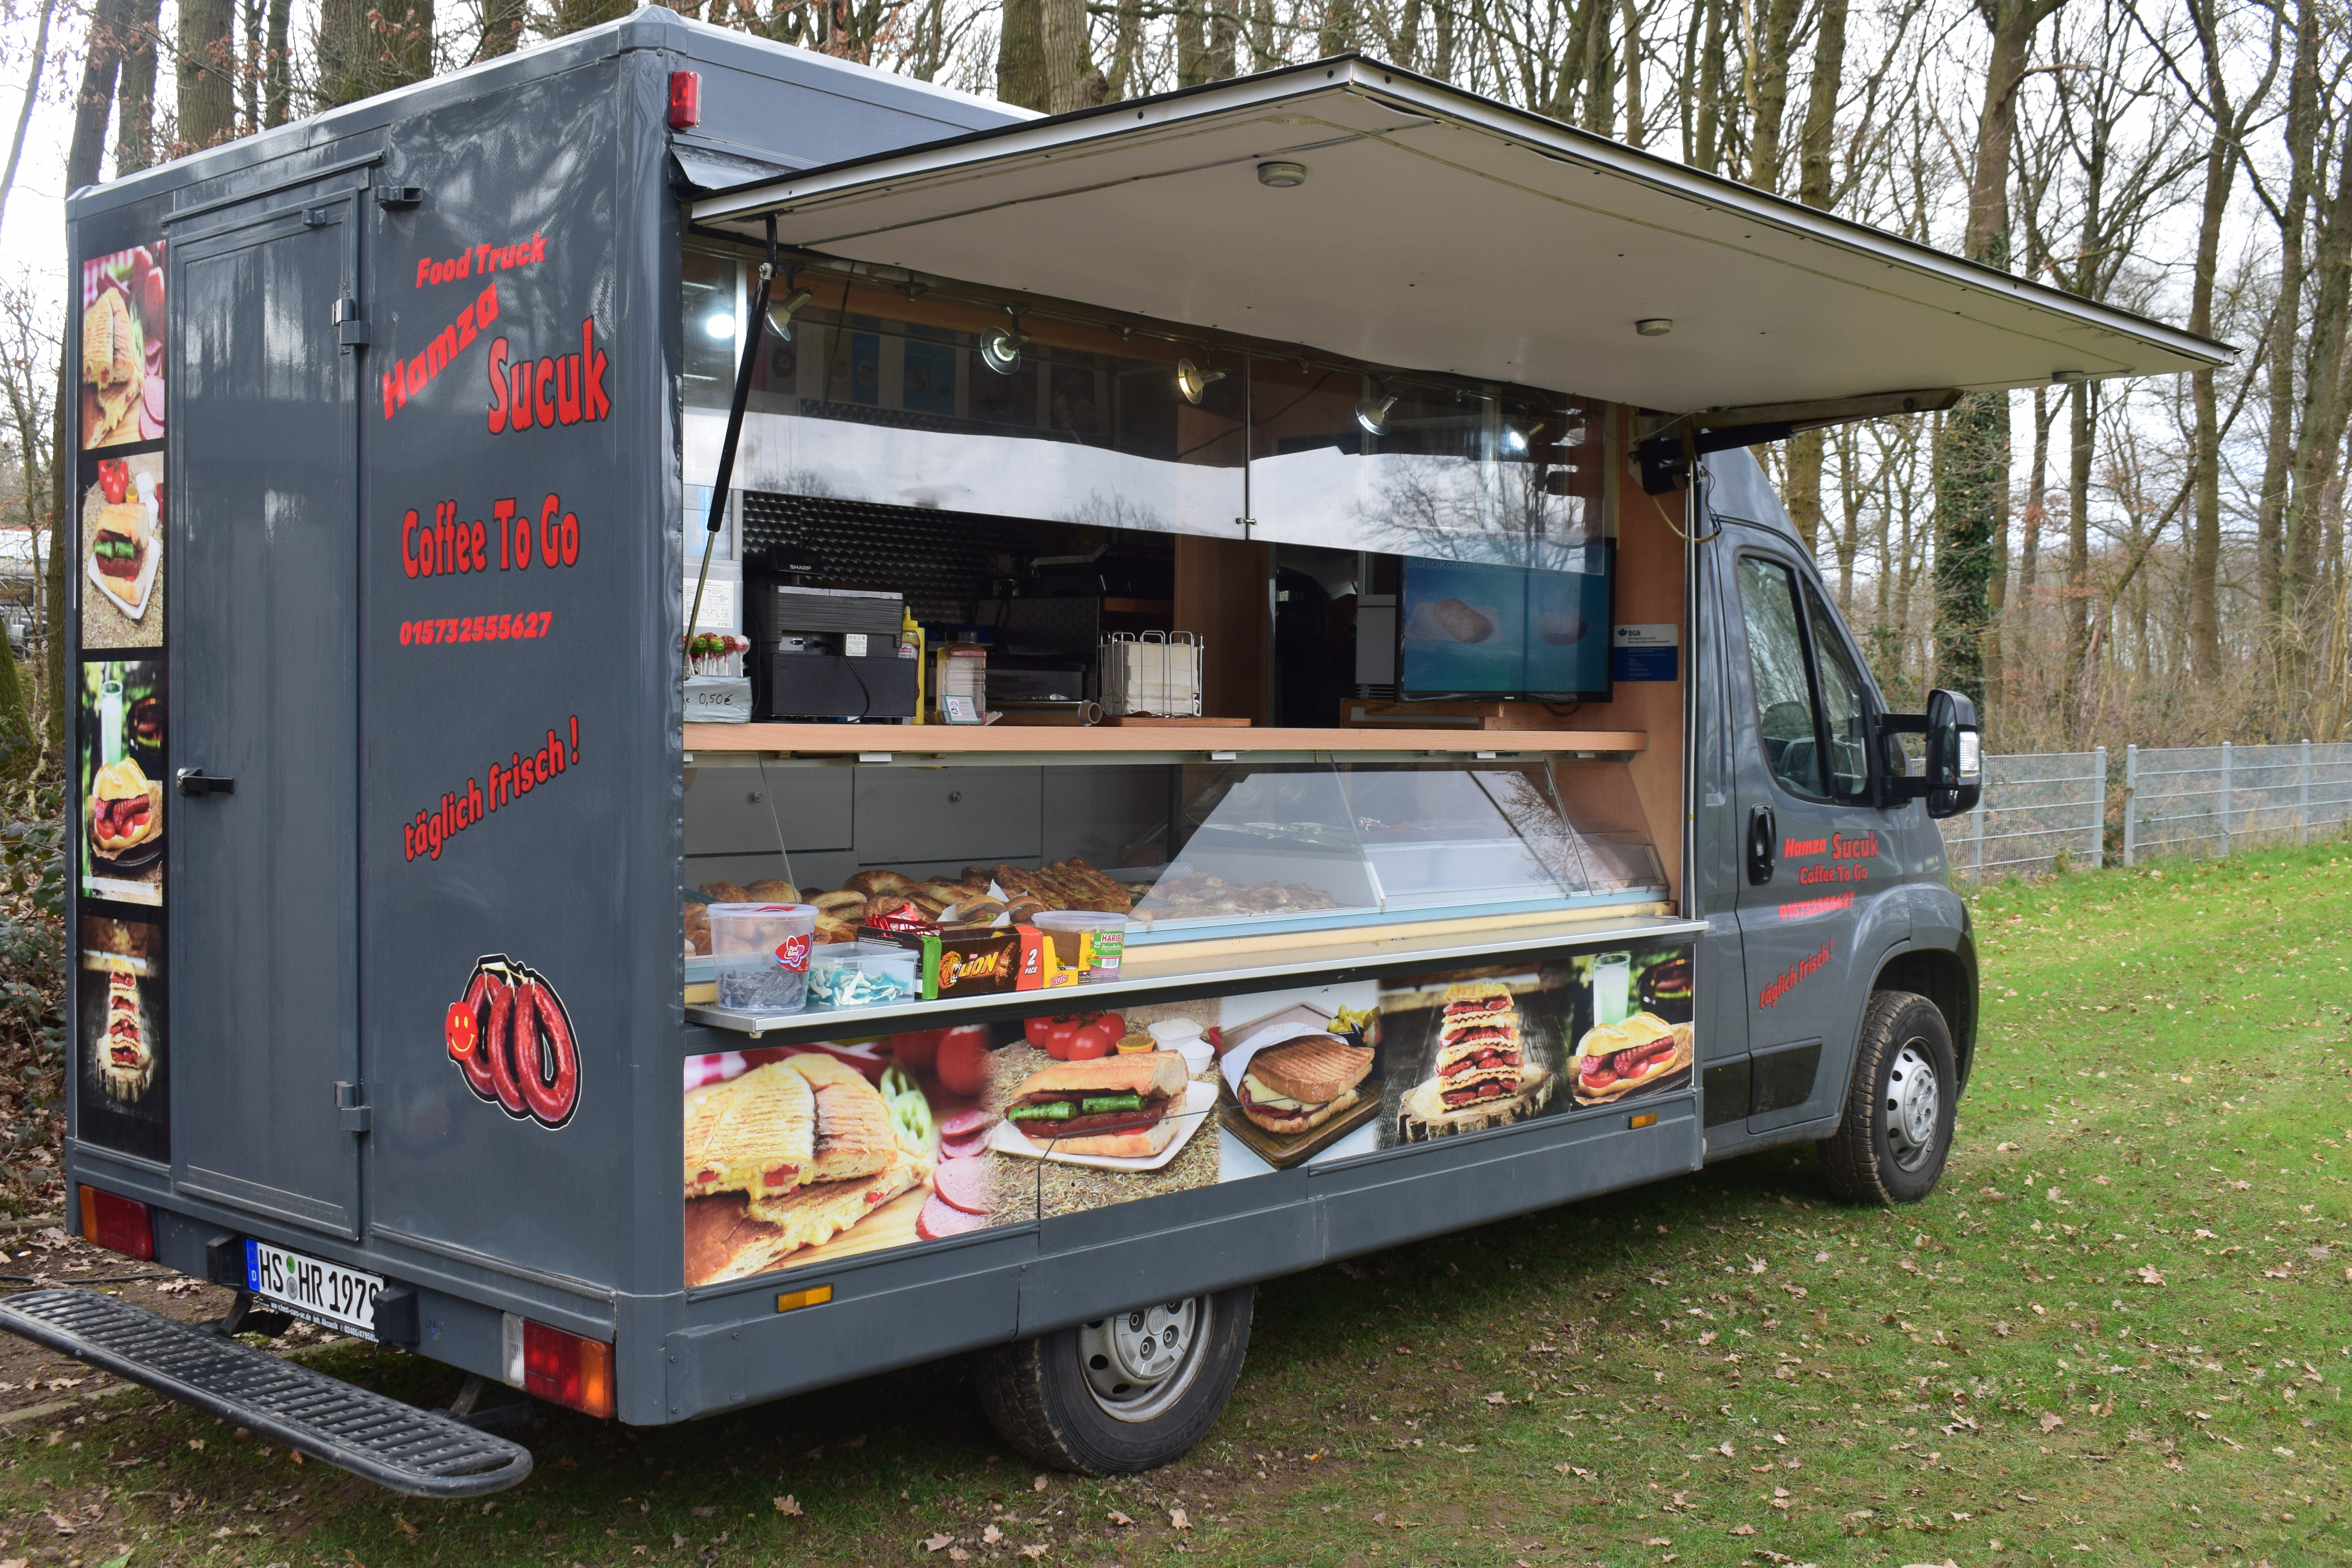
<box><xmin>692</xmin><ymin>58</ymin><xmax>2225</xmax><ymax>414</ymax></box>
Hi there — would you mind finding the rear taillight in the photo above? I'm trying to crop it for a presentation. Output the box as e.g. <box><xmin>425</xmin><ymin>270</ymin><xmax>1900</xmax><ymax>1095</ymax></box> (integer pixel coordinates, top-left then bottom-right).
<box><xmin>78</xmin><ymin>1184</ymin><xmax>154</xmax><ymax>1261</ymax></box>
<box><xmin>668</xmin><ymin>70</ymin><xmax>701</xmax><ymax>130</ymax></box>
<box><xmin>502</xmin><ymin>1312</ymin><xmax>614</xmax><ymax>1418</ymax></box>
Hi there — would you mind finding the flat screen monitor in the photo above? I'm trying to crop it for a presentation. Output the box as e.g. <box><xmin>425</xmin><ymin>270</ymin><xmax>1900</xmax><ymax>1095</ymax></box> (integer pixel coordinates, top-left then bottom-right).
<box><xmin>1397</xmin><ymin>547</ymin><xmax>1612</xmax><ymax>702</ymax></box>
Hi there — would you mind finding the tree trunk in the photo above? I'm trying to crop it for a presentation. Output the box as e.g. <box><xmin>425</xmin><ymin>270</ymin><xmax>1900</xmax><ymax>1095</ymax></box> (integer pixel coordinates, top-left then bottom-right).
<box><xmin>1433</xmin><ymin>0</ymin><xmax>1454</xmax><ymax>80</ymax></box>
<box><xmin>2062</xmin><ymin>377</ymin><xmax>2093</xmax><ymax>718</ymax></box>
<box><xmin>1932</xmin><ymin>0</ymin><xmax>2062</xmax><ymax>706</ymax></box>
<box><xmin>2283</xmin><ymin>127</ymin><xmax>2352</xmax><ymax>654</ymax></box>
<box><xmin>998</xmin><ymin>0</ymin><xmax>1047</xmax><ymax>108</ymax></box>
<box><xmin>1206</xmin><ymin>0</ymin><xmax>1238</xmax><ymax>81</ymax></box>
<box><xmin>1743</xmin><ymin>0</ymin><xmax>1803</xmax><ymax>191</ymax></box>
<box><xmin>1105</xmin><ymin>0</ymin><xmax>1145</xmax><ymax>95</ymax></box>
<box><xmin>2184</xmin><ymin>91</ymin><xmax>2232</xmax><ymax>680</ymax></box>
<box><xmin>176</xmin><ymin>0</ymin><xmax>237</xmax><ymax>148</ymax></box>
<box><xmin>114</xmin><ymin>0</ymin><xmax>162</xmax><ymax>176</ymax></box>
<box><xmin>1042</xmin><ymin>0</ymin><xmax>1097</xmax><ymax>108</ymax></box>
<box><xmin>1692</xmin><ymin>0</ymin><xmax>1726</xmax><ymax>174</ymax></box>
<box><xmin>472</xmin><ymin>0</ymin><xmax>526</xmax><ymax>63</ymax></box>
<box><xmin>1618</xmin><ymin>0</ymin><xmax>1644</xmax><ymax>146</ymax></box>
<box><xmin>1772</xmin><ymin>0</ymin><xmax>1848</xmax><ymax>577</ymax></box>
<box><xmin>2254</xmin><ymin>0</ymin><xmax>2319</xmax><ymax>629</ymax></box>
<box><xmin>1581</xmin><ymin>0</ymin><xmax>1612</xmax><ymax>134</ymax></box>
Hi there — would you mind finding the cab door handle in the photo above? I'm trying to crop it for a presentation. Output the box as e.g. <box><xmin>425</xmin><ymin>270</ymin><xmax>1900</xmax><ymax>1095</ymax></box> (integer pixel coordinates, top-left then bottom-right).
<box><xmin>175</xmin><ymin>768</ymin><xmax>235</xmax><ymax>797</ymax></box>
<box><xmin>1746</xmin><ymin>804</ymin><xmax>1775</xmax><ymax>885</ymax></box>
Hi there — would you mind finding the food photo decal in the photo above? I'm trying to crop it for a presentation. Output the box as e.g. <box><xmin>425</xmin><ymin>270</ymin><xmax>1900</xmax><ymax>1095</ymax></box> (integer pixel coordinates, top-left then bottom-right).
<box><xmin>82</xmin><ymin>243</ymin><xmax>165</xmax><ymax>449</ymax></box>
<box><xmin>445</xmin><ymin>955</ymin><xmax>580</xmax><ymax>1128</ymax></box>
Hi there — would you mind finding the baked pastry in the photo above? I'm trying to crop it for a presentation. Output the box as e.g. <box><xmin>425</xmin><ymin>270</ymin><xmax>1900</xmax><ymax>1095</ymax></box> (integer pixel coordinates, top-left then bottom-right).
<box><xmin>699</xmin><ymin>880</ymin><xmax>750</xmax><ymax>904</ymax></box>
<box><xmin>774</xmin><ymin>1054</ymin><xmax>900</xmax><ymax>1185</ymax></box>
<box><xmin>813</xmin><ymin>914</ymin><xmax>857</xmax><ymax>944</ymax></box>
<box><xmin>844</xmin><ymin>869</ymin><xmax>917</xmax><ymax>898</ymax></box>
<box><xmin>683</xmin><ymin>1151</ymin><xmax>923</xmax><ymax>1285</ymax></box>
<box><xmin>83</xmin><ymin>289</ymin><xmax>136</xmax><ymax>390</ymax></box>
<box><xmin>744</xmin><ymin>879</ymin><xmax>800</xmax><ymax>902</ymax></box>
<box><xmin>1236</xmin><ymin>1035</ymin><xmax>1373</xmax><ymax>1134</ymax></box>
<box><xmin>683</xmin><ymin>1061</ymin><xmax>815</xmax><ymax>1200</ymax></box>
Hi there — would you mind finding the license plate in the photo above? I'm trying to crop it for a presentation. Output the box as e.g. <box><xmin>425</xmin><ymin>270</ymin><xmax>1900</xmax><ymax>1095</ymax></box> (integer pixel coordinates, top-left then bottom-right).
<box><xmin>245</xmin><ymin>1240</ymin><xmax>384</xmax><ymax>1339</ymax></box>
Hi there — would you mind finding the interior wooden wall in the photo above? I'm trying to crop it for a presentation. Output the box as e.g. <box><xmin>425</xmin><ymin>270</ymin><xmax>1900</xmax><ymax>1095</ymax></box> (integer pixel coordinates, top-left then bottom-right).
<box><xmin>1173</xmin><ymin>535</ymin><xmax>1270</xmax><ymax>723</ymax></box>
<box><xmin>1555</xmin><ymin>408</ymin><xmax>1686</xmax><ymax>903</ymax></box>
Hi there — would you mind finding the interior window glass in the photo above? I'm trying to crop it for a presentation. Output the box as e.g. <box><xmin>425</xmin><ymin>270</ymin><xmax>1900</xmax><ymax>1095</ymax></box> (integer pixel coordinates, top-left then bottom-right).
<box><xmin>1805</xmin><ymin>588</ymin><xmax>1872</xmax><ymax>803</ymax></box>
<box><xmin>1736</xmin><ymin>557</ymin><xmax>1825</xmax><ymax>799</ymax></box>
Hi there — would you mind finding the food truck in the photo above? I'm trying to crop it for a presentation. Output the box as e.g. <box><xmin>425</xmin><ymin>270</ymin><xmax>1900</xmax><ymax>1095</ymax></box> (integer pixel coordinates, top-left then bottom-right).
<box><xmin>16</xmin><ymin>11</ymin><xmax>2224</xmax><ymax>1494</ymax></box>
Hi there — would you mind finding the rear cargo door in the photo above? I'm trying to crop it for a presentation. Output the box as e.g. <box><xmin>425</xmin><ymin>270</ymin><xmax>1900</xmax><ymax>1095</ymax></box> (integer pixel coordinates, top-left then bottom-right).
<box><xmin>170</xmin><ymin>194</ymin><xmax>363</xmax><ymax>1237</ymax></box>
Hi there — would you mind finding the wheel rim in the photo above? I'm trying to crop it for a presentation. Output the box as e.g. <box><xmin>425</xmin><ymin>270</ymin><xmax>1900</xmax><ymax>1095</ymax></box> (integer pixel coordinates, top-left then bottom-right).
<box><xmin>1077</xmin><ymin>1298</ymin><xmax>1209</xmax><ymax>1423</ymax></box>
<box><xmin>1884</xmin><ymin>1038</ymin><xmax>1941</xmax><ymax>1169</ymax></box>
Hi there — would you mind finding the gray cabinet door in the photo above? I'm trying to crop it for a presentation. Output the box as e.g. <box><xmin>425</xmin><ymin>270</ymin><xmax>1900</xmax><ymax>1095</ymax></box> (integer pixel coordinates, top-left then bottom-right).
<box><xmin>170</xmin><ymin>198</ymin><xmax>362</xmax><ymax>1237</ymax></box>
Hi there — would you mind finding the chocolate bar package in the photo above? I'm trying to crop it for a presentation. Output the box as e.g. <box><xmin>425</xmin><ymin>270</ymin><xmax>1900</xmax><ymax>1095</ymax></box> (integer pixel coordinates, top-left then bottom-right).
<box><xmin>859</xmin><ymin>922</ymin><xmax>1023</xmax><ymax>998</ymax></box>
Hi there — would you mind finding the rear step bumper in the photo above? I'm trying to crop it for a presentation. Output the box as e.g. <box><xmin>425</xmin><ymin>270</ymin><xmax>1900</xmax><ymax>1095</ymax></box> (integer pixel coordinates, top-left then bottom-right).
<box><xmin>0</xmin><ymin>1289</ymin><xmax>532</xmax><ymax>1496</ymax></box>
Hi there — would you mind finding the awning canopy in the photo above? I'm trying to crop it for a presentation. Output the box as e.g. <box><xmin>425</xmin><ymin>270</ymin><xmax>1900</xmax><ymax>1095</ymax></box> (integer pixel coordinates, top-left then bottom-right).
<box><xmin>691</xmin><ymin>56</ymin><xmax>2226</xmax><ymax>416</ymax></box>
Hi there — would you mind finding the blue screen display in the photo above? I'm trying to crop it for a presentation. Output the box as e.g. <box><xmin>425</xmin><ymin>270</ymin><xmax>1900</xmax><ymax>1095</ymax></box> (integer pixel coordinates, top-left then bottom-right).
<box><xmin>1398</xmin><ymin>549</ymin><xmax>1611</xmax><ymax>700</ymax></box>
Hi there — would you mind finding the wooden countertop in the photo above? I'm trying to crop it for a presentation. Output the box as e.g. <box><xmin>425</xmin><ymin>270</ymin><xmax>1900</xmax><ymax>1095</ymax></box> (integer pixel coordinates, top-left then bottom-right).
<box><xmin>682</xmin><ymin>723</ymin><xmax>1646</xmax><ymax>755</ymax></box>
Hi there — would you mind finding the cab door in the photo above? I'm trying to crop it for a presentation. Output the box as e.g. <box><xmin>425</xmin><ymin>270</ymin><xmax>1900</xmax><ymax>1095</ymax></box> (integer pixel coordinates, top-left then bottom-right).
<box><xmin>1722</xmin><ymin>529</ymin><xmax>1902</xmax><ymax>1136</ymax></box>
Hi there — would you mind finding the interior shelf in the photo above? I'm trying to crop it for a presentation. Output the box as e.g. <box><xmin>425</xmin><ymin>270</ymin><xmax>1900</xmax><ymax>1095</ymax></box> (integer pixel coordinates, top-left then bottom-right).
<box><xmin>682</xmin><ymin>723</ymin><xmax>1647</xmax><ymax>755</ymax></box>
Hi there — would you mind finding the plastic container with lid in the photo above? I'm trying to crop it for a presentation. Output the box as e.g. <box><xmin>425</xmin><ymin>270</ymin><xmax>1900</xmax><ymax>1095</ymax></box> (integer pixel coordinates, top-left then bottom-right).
<box><xmin>809</xmin><ymin>942</ymin><xmax>921</xmax><ymax>1009</ymax></box>
<box><xmin>706</xmin><ymin>903</ymin><xmax>817</xmax><ymax>1013</ymax></box>
<box><xmin>1148</xmin><ymin>1017</ymin><xmax>1215</xmax><ymax>1076</ymax></box>
<box><xmin>1029</xmin><ymin>909</ymin><xmax>1131</xmax><ymax>981</ymax></box>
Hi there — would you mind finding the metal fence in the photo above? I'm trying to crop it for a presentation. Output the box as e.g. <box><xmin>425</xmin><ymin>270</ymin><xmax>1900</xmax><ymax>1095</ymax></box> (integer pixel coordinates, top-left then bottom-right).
<box><xmin>2122</xmin><ymin>740</ymin><xmax>2352</xmax><ymax>863</ymax></box>
<box><xmin>1939</xmin><ymin>740</ymin><xmax>2352</xmax><ymax>883</ymax></box>
<box><xmin>1939</xmin><ymin>748</ymin><xmax>2106</xmax><ymax>882</ymax></box>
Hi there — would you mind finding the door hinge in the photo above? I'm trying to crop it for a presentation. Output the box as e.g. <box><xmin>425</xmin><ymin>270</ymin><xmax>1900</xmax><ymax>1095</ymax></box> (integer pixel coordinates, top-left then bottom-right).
<box><xmin>374</xmin><ymin>183</ymin><xmax>425</xmax><ymax>209</ymax></box>
<box><xmin>334</xmin><ymin>296</ymin><xmax>369</xmax><ymax>353</ymax></box>
<box><xmin>335</xmin><ymin>1080</ymin><xmax>371</xmax><ymax>1133</ymax></box>
<box><xmin>302</xmin><ymin>206</ymin><xmax>335</xmax><ymax>229</ymax></box>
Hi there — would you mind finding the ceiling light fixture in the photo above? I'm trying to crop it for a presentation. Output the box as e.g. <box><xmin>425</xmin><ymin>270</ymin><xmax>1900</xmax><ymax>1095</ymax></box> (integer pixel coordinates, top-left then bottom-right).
<box><xmin>1501</xmin><ymin>418</ymin><xmax>1545</xmax><ymax>455</ymax></box>
<box><xmin>2050</xmin><ymin>368</ymin><xmax>2089</xmax><ymax>384</ymax></box>
<box><xmin>1635</xmin><ymin>318</ymin><xmax>1673</xmax><ymax>337</ymax></box>
<box><xmin>980</xmin><ymin>312</ymin><xmax>1028</xmax><ymax>375</ymax></box>
<box><xmin>1356</xmin><ymin>383</ymin><xmax>1398</xmax><ymax>436</ymax></box>
<box><xmin>764</xmin><ymin>286</ymin><xmax>816</xmax><ymax>341</ymax></box>
<box><xmin>1176</xmin><ymin>358</ymin><xmax>1227</xmax><ymax>405</ymax></box>
<box><xmin>704</xmin><ymin>312</ymin><xmax>737</xmax><ymax>340</ymax></box>
<box><xmin>1257</xmin><ymin>160</ymin><xmax>1308</xmax><ymax>187</ymax></box>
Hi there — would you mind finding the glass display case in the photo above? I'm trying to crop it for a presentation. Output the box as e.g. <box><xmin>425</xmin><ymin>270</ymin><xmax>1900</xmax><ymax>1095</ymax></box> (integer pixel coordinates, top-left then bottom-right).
<box><xmin>681</xmin><ymin>745</ymin><xmax>1668</xmax><ymax>1024</ymax></box>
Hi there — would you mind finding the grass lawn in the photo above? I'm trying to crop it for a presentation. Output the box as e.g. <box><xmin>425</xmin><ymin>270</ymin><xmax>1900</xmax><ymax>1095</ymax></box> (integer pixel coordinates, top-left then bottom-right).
<box><xmin>4</xmin><ymin>840</ymin><xmax>2349</xmax><ymax>1568</ymax></box>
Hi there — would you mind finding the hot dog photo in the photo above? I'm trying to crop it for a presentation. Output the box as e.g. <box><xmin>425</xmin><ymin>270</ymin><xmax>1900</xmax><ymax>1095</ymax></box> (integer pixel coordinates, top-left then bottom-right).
<box><xmin>1566</xmin><ymin>946</ymin><xmax>1697</xmax><ymax>1107</ymax></box>
<box><xmin>78</xmin><ymin>659</ymin><xmax>164</xmax><ymax>907</ymax></box>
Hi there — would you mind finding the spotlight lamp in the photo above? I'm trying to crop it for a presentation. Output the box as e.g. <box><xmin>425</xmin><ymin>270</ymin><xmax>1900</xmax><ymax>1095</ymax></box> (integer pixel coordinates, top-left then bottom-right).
<box><xmin>1176</xmin><ymin>358</ymin><xmax>1227</xmax><ymax>405</ymax></box>
<box><xmin>1356</xmin><ymin>385</ymin><xmax>1398</xmax><ymax>436</ymax></box>
<box><xmin>704</xmin><ymin>312</ymin><xmax>737</xmax><ymax>340</ymax></box>
<box><xmin>980</xmin><ymin>313</ymin><xmax>1028</xmax><ymax>375</ymax></box>
<box><xmin>765</xmin><ymin>285</ymin><xmax>816</xmax><ymax>341</ymax></box>
<box><xmin>1501</xmin><ymin>419</ymin><xmax>1545</xmax><ymax>456</ymax></box>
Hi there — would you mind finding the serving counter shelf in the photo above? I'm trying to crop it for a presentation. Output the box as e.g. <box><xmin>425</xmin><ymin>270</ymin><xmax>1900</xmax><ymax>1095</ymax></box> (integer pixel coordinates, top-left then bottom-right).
<box><xmin>683</xmin><ymin>724</ymin><xmax>1646</xmax><ymax>757</ymax></box>
<box><xmin>683</xmin><ymin>904</ymin><xmax>1697</xmax><ymax>1044</ymax></box>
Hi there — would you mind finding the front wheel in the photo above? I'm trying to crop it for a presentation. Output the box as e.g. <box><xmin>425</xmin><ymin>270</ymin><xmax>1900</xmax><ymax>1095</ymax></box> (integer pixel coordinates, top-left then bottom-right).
<box><xmin>971</xmin><ymin>1286</ymin><xmax>1254</xmax><ymax>1474</ymax></box>
<box><xmin>1817</xmin><ymin>989</ymin><xmax>1956</xmax><ymax>1205</ymax></box>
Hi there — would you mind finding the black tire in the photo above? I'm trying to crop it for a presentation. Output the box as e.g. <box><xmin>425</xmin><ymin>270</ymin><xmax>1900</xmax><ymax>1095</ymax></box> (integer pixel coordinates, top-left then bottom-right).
<box><xmin>1817</xmin><ymin>989</ymin><xmax>1956</xmax><ymax>1205</ymax></box>
<box><xmin>971</xmin><ymin>1286</ymin><xmax>1254</xmax><ymax>1474</ymax></box>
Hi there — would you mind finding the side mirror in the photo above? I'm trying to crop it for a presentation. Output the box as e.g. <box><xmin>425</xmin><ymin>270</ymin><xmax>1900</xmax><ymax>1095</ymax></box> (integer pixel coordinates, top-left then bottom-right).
<box><xmin>1920</xmin><ymin>688</ymin><xmax>1982</xmax><ymax>819</ymax></box>
<box><xmin>1875</xmin><ymin>687</ymin><xmax>1982</xmax><ymax>818</ymax></box>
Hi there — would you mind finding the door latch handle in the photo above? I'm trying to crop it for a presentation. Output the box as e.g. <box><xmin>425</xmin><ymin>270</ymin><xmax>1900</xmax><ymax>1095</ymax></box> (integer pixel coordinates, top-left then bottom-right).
<box><xmin>1746</xmin><ymin>804</ymin><xmax>1776</xmax><ymax>885</ymax></box>
<box><xmin>336</xmin><ymin>1080</ymin><xmax>371</xmax><ymax>1134</ymax></box>
<box><xmin>175</xmin><ymin>768</ymin><xmax>234</xmax><ymax>797</ymax></box>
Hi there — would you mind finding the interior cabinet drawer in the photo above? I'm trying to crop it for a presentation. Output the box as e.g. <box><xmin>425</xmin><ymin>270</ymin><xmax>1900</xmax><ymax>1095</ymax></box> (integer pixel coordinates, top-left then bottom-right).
<box><xmin>688</xmin><ymin>766</ymin><xmax>851</xmax><ymax>854</ymax></box>
<box><xmin>854</xmin><ymin>767</ymin><xmax>1041</xmax><ymax>866</ymax></box>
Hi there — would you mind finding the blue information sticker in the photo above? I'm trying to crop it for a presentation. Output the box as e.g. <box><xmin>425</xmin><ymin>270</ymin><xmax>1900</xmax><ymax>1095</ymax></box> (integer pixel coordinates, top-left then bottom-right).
<box><xmin>1611</xmin><ymin>623</ymin><xmax>1679</xmax><ymax>682</ymax></box>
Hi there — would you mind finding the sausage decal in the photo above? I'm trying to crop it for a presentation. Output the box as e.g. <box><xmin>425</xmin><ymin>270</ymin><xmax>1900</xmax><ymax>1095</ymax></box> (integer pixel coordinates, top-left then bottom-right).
<box><xmin>446</xmin><ymin>955</ymin><xmax>579</xmax><ymax>1128</ymax></box>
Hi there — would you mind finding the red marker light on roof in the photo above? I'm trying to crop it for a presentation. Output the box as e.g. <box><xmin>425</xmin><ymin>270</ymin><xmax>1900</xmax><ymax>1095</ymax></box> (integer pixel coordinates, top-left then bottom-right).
<box><xmin>668</xmin><ymin>71</ymin><xmax>701</xmax><ymax>131</ymax></box>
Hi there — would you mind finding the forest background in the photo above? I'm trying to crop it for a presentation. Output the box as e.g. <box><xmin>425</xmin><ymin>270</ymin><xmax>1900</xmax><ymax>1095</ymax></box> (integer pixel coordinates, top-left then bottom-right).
<box><xmin>0</xmin><ymin>0</ymin><xmax>2339</xmax><ymax>762</ymax></box>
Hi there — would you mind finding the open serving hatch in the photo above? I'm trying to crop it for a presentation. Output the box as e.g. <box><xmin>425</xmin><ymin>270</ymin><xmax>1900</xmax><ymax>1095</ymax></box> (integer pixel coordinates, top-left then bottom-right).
<box><xmin>690</xmin><ymin>54</ymin><xmax>2228</xmax><ymax>415</ymax></box>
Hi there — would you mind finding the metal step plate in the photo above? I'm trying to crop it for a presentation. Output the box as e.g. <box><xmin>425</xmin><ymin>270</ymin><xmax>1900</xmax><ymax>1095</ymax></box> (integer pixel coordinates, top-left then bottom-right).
<box><xmin>0</xmin><ymin>1288</ymin><xmax>532</xmax><ymax>1496</ymax></box>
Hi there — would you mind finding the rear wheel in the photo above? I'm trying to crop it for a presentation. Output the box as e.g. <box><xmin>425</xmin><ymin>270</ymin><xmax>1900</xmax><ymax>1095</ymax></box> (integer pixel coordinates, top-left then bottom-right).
<box><xmin>972</xmin><ymin>1286</ymin><xmax>1253</xmax><ymax>1474</ymax></box>
<box><xmin>1817</xmin><ymin>989</ymin><xmax>1955</xmax><ymax>1205</ymax></box>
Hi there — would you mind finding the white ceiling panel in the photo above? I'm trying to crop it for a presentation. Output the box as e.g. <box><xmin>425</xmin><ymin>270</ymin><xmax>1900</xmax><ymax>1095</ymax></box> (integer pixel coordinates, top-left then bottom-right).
<box><xmin>693</xmin><ymin>58</ymin><xmax>2226</xmax><ymax>413</ymax></box>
